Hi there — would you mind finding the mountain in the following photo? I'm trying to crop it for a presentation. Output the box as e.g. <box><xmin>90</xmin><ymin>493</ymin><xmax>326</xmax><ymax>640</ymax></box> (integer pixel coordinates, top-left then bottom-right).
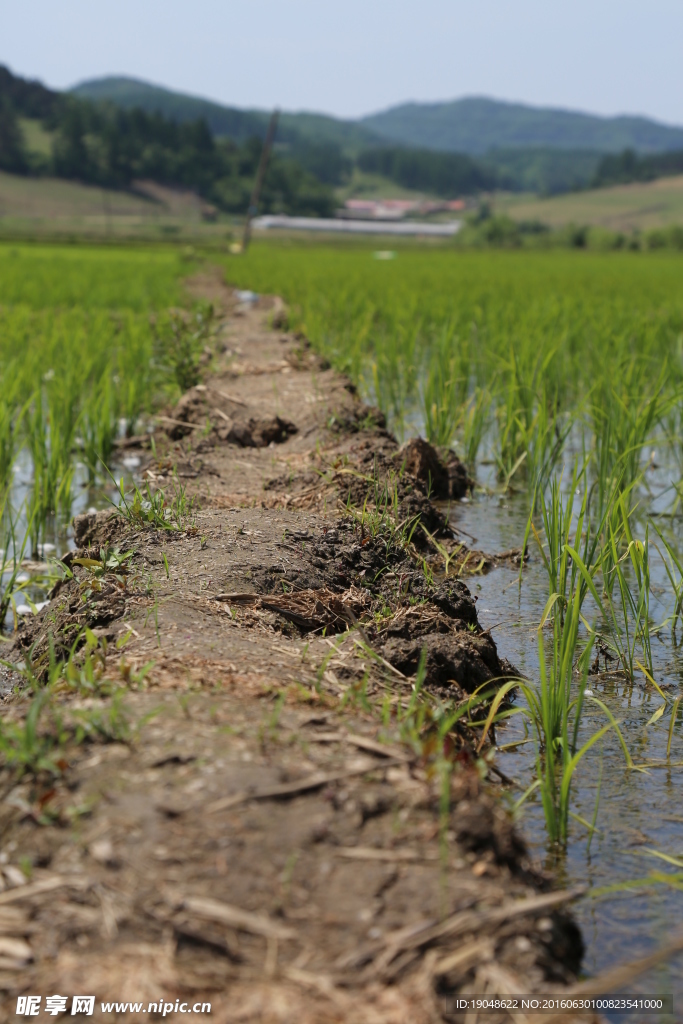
<box><xmin>60</xmin><ymin>76</ymin><xmax>683</xmax><ymax>197</ymax></box>
<box><xmin>72</xmin><ymin>78</ymin><xmax>683</xmax><ymax>160</ymax></box>
<box><xmin>71</xmin><ymin>76</ymin><xmax>379</xmax><ymax>154</ymax></box>
<box><xmin>72</xmin><ymin>76</ymin><xmax>268</xmax><ymax>142</ymax></box>
<box><xmin>360</xmin><ymin>97</ymin><xmax>683</xmax><ymax>155</ymax></box>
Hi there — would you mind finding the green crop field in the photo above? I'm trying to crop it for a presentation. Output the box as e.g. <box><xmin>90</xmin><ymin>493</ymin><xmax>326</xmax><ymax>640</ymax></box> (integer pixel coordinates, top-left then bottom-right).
<box><xmin>0</xmin><ymin>243</ymin><xmax>198</xmax><ymax>571</ymax></box>
<box><xmin>225</xmin><ymin>244</ymin><xmax>683</xmax><ymax>479</ymax></box>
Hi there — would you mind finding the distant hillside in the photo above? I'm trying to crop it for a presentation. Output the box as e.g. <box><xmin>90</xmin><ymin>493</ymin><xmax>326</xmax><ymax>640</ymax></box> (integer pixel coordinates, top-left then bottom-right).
<box><xmin>360</xmin><ymin>97</ymin><xmax>683</xmax><ymax>155</ymax></box>
<box><xmin>71</xmin><ymin>76</ymin><xmax>379</xmax><ymax>154</ymax></box>
<box><xmin>72</xmin><ymin>76</ymin><xmax>269</xmax><ymax>141</ymax></box>
<box><xmin>0</xmin><ymin>65</ymin><xmax>336</xmax><ymax>217</ymax></box>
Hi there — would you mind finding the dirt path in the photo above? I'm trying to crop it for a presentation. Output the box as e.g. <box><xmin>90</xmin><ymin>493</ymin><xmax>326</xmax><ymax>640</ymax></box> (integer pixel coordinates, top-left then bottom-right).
<box><xmin>0</xmin><ymin>269</ymin><xmax>597</xmax><ymax>1022</ymax></box>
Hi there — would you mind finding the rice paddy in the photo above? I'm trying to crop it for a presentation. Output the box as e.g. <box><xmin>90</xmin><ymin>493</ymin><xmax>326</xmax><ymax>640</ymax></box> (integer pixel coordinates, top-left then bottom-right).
<box><xmin>0</xmin><ymin>243</ymin><xmax>191</xmax><ymax>624</ymax></box>
<box><xmin>226</xmin><ymin>242</ymin><xmax>683</xmax><ymax>1001</ymax></box>
<box><xmin>2</xmin><ymin>237</ymin><xmax>683</xmax><ymax>1003</ymax></box>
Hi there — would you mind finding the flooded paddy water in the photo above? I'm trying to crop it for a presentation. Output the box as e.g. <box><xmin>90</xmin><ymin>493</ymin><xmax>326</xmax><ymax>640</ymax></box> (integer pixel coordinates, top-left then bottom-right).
<box><xmin>452</xmin><ymin>463</ymin><xmax>683</xmax><ymax>1020</ymax></box>
<box><xmin>1</xmin><ymin>446</ymin><xmax>140</xmax><ymax>635</ymax></box>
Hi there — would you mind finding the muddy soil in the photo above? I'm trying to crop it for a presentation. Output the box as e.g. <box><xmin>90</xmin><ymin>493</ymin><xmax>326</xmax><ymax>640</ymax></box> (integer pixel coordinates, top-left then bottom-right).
<box><xmin>0</xmin><ymin>270</ymin><xmax>597</xmax><ymax>1022</ymax></box>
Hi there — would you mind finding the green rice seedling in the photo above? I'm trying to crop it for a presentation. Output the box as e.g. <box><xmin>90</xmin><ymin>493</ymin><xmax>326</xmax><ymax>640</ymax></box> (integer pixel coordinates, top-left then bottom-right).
<box><xmin>0</xmin><ymin>500</ymin><xmax>41</xmax><ymax>629</ymax></box>
<box><xmin>23</xmin><ymin>374</ymin><xmax>79</xmax><ymax>551</ymax></box>
<box><xmin>459</xmin><ymin>387</ymin><xmax>491</xmax><ymax>470</ymax></box>
<box><xmin>503</xmin><ymin>467</ymin><xmax>634</xmax><ymax>844</ymax></box>
<box><xmin>651</xmin><ymin>521</ymin><xmax>683</xmax><ymax>639</ymax></box>
<box><xmin>421</xmin><ymin>325</ymin><xmax>466</xmax><ymax>448</ymax></box>
<box><xmin>115</xmin><ymin>315</ymin><xmax>156</xmax><ymax>435</ymax></box>
<box><xmin>371</xmin><ymin>321</ymin><xmax>421</xmax><ymax>439</ymax></box>
<box><xmin>590</xmin><ymin>372</ymin><xmax>668</xmax><ymax>515</ymax></box>
<box><xmin>0</xmin><ymin>363</ymin><xmax>27</xmax><ymax>500</ymax></box>
<box><xmin>522</xmin><ymin>463</ymin><xmax>605</xmax><ymax>615</ymax></box>
<box><xmin>81</xmin><ymin>371</ymin><xmax>117</xmax><ymax>482</ymax></box>
<box><xmin>601</xmin><ymin>503</ymin><xmax>654</xmax><ymax>680</ymax></box>
<box><xmin>482</xmin><ymin>595</ymin><xmax>631</xmax><ymax>847</ymax></box>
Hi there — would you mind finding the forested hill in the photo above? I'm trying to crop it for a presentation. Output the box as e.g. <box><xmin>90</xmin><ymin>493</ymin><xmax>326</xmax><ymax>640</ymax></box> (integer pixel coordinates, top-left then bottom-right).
<box><xmin>71</xmin><ymin>77</ymin><xmax>380</xmax><ymax>154</ymax></box>
<box><xmin>360</xmin><ymin>96</ymin><xmax>683</xmax><ymax>155</ymax></box>
<box><xmin>0</xmin><ymin>65</ymin><xmax>337</xmax><ymax>216</ymax></box>
<box><xmin>74</xmin><ymin>79</ymin><xmax>683</xmax><ymax>157</ymax></box>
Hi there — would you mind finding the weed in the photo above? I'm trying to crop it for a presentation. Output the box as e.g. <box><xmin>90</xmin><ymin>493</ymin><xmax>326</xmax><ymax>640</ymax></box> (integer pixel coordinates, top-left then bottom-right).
<box><xmin>0</xmin><ymin>686</ymin><xmax>66</xmax><ymax>777</ymax></box>
<box><xmin>115</xmin><ymin>476</ymin><xmax>197</xmax><ymax>532</ymax></box>
<box><xmin>153</xmin><ymin>304</ymin><xmax>215</xmax><ymax>392</ymax></box>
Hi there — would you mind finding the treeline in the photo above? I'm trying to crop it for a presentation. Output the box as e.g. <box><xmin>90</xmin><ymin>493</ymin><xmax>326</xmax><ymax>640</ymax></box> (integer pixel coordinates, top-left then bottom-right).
<box><xmin>0</xmin><ymin>66</ymin><xmax>335</xmax><ymax>216</ymax></box>
<box><xmin>360</xmin><ymin>144</ymin><xmax>683</xmax><ymax>198</ymax></box>
<box><xmin>358</xmin><ymin>147</ymin><xmax>494</xmax><ymax>196</ymax></box>
<box><xmin>593</xmin><ymin>148</ymin><xmax>683</xmax><ymax>188</ymax></box>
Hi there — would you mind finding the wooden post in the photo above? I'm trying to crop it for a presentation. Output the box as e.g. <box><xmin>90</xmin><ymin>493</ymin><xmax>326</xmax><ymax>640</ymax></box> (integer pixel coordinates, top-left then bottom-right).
<box><xmin>241</xmin><ymin>108</ymin><xmax>279</xmax><ymax>253</ymax></box>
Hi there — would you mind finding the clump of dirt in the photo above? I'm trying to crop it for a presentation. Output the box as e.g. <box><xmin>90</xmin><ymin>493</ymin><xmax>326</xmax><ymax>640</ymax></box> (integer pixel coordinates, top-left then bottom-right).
<box><xmin>380</xmin><ymin>631</ymin><xmax>503</xmax><ymax>694</ymax></box>
<box><xmin>328</xmin><ymin>404</ymin><xmax>388</xmax><ymax>435</ymax></box>
<box><xmin>395</xmin><ymin>437</ymin><xmax>472</xmax><ymax>500</ymax></box>
<box><xmin>165</xmin><ymin>384</ymin><xmax>298</xmax><ymax>447</ymax></box>
<box><xmin>222</xmin><ymin>414</ymin><xmax>298</xmax><ymax>447</ymax></box>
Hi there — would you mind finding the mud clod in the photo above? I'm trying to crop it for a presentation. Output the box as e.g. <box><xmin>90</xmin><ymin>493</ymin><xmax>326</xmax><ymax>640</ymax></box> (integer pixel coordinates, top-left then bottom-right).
<box><xmin>394</xmin><ymin>438</ymin><xmax>471</xmax><ymax>500</ymax></box>
<box><xmin>395</xmin><ymin>437</ymin><xmax>450</xmax><ymax>497</ymax></box>
<box><xmin>381</xmin><ymin>631</ymin><xmax>506</xmax><ymax>693</ymax></box>
<box><xmin>223</xmin><ymin>414</ymin><xmax>298</xmax><ymax>447</ymax></box>
<box><xmin>72</xmin><ymin>509</ymin><xmax>120</xmax><ymax>548</ymax></box>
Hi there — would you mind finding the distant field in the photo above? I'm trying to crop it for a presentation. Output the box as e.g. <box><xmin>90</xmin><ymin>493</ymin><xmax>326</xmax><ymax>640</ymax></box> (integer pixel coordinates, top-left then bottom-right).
<box><xmin>500</xmin><ymin>175</ymin><xmax>683</xmax><ymax>231</ymax></box>
<box><xmin>336</xmin><ymin>168</ymin><xmax>434</xmax><ymax>203</ymax></box>
<box><xmin>0</xmin><ymin>172</ymin><xmax>235</xmax><ymax>241</ymax></box>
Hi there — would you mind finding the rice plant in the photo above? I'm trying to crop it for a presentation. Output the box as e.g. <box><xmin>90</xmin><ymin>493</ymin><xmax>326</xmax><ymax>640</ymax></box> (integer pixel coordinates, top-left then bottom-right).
<box><xmin>602</xmin><ymin>505</ymin><xmax>655</xmax><ymax>679</ymax></box>
<box><xmin>496</xmin><ymin>468</ymin><xmax>634</xmax><ymax>844</ymax></box>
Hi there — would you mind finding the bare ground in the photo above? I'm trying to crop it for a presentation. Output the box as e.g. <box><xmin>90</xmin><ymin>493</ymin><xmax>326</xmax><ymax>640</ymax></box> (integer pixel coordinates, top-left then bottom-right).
<box><xmin>0</xmin><ymin>269</ymin><xmax>598</xmax><ymax>1022</ymax></box>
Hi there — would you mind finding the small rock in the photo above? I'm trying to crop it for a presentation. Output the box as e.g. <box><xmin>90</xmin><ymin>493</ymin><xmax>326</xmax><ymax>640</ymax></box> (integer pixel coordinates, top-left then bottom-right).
<box><xmin>3</xmin><ymin>865</ymin><xmax>27</xmax><ymax>888</ymax></box>
<box><xmin>89</xmin><ymin>839</ymin><xmax>117</xmax><ymax>866</ymax></box>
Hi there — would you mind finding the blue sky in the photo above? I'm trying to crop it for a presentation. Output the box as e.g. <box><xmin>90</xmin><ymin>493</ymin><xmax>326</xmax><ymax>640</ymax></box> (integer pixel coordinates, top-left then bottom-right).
<box><xmin>4</xmin><ymin>0</ymin><xmax>683</xmax><ymax>124</ymax></box>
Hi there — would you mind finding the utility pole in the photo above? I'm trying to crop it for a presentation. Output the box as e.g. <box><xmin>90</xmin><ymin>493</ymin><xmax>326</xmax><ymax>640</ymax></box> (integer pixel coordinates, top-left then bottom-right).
<box><xmin>241</xmin><ymin>108</ymin><xmax>279</xmax><ymax>253</ymax></box>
